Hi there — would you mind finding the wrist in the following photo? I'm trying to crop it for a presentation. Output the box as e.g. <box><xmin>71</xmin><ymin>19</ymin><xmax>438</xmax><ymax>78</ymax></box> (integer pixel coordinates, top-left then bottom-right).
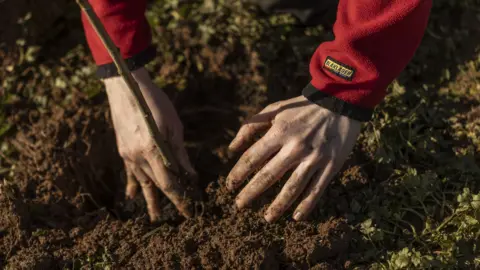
<box><xmin>302</xmin><ymin>83</ymin><xmax>373</xmax><ymax>122</ymax></box>
<box><xmin>103</xmin><ymin>67</ymin><xmax>153</xmax><ymax>94</ymax></box>
<box><xmin>95</xmin><ymin>46</ymin><xmax>156</xmax><ymax>79</ymax></box>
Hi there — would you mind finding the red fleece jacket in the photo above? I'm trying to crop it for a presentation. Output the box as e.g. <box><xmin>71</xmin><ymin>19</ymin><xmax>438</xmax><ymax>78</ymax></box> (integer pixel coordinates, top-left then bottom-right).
<box><xmin>81</xmin><ymin>0</ymin><xmax>432</xmax><ymax>111</ymax></box>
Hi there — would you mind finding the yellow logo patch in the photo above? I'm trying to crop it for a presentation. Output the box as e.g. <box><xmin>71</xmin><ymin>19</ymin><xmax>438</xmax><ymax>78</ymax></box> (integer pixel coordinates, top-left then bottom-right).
<box><xmin>323</xmin><ymin>57</ymin><xmax>355</xmax><ymax>81</ymax></box>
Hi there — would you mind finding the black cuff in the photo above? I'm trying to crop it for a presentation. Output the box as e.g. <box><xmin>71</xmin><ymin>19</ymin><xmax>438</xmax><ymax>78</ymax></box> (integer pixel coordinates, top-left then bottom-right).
<box><xmin>302</xmin><ymin>83</ymin><xmax>373</xmax><ymax>122</ymax></box>
<box><xmin>96</xmin><ymin>46</ymin><xmax>156</xmax><ymax>79</ymax></box>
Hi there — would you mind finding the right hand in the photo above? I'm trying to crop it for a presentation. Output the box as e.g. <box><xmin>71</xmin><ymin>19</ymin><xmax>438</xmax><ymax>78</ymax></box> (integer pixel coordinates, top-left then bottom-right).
<box><xmin>104</xmin><ymin>68</ymin><xmax>196</xmax><ymax>221</ymax></box>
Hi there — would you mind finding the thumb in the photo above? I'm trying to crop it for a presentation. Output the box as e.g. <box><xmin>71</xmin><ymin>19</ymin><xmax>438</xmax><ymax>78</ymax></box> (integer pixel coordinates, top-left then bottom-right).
<box><xmin>172</xmin><ymin>141</ymin><xmax>197</xmax><ymax>178</ymax></box>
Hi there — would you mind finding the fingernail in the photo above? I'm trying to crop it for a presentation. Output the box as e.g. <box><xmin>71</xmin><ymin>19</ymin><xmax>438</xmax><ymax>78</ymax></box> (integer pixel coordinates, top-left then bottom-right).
<box><xmin>125</xmin><ymin>189</ymin><xmax>136</xmax><ymax>200</ymax></box>
<box><xmin>228</xmin><ymin>138</ymin><xmax>241</xmax><ymax>151</ymax></box>
<box><xmin>264</xmin><ymin>214</ymin><xmax>273</xmax><ymax>223</ymax></box>
<box><xmin>228</xmin><ymin>140</ymin><xmax>236</xmax><ymax>150</ymax></box>
<box><xmin>293</xmin><ymin>212</ymin><xmax>303</xmax><ymax>221</ymax></box>
<box><xmin>235</xmin><ymin>198</ymin><xmax>244</xmax><ymax>209</ymax></box>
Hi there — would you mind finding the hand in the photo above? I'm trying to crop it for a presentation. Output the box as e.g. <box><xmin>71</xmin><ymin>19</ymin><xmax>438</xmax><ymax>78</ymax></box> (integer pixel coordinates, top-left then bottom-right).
<box><xmin>226</xmin><ymin>95</ymin><xmax>361</xmax><ymax>222</ymax></box>
<box><xmin>104</xmin><ymin>68</ymin><xmax>196</xmax><ymax>221</ymax></box>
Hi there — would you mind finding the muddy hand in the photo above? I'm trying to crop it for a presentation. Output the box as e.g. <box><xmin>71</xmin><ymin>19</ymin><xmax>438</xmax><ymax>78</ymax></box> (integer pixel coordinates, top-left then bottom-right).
<box><xmin>104</xmin><ymin>68</ymin><xmax>197</xmax><ymax>222</ymax></box>
<box><xmin>226</xmin><ymin>96</ymin><xmax>361</xmax><ymax>222</ymax></box>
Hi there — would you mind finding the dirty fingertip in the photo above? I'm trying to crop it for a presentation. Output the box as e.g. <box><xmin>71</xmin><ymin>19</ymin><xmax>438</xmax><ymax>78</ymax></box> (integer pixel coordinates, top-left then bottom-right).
<box><xmin>125</xmin><ymin>192</ymin><xmax>135</xmax><ymax>201</ymax></box>
<box><xmin>178</xmin><ymin>200</ymin><xmax>195</xmax><ymax>219</ymax></box>
<box><xmin>225</xmin><ymin>181</ymin><xmax>233</xmax><ymax>191</ymax></box>
<box><xmin>235</xmin><ymin>197</ymin><xmax>245</xmax><ymax>210</ymax></box>
<box><xmin>224</xmin><ymin>175</ymin><xmax>236</xmax><ymax>191</ymax></box>
<box><xmin>149</xmin><ymin>215</ymin><xmax>159</xmax><ymax>223</ymax></box>
<box><xmin>125</xmin><ymin>184</ymin><xmax>138</xmax><ymax>200</ymax></box>
<box><xmin>228</xmin><ymin>137</ymin><xmax>243</xmax><ymax>152</ymax></box>
<box><xmin>264</xmin><ymin>213</ymin><xmax>275</xmax><ymax>223</ymax></box>
<box><xmin>293</xmin><ymin>211</ymin><xmax>303</xmax><ymax>221</ymax></box>
<box><xmin>148</xmin><ymin>209</ymin><xmax>162</xmax><ymax>223</ymax></box>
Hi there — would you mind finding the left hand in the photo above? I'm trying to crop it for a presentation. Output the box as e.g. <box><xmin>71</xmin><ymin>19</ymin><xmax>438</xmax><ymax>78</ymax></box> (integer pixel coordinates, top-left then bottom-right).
<box><xmin>226</xmin><ymin>95</ymin><xmax>361</xmax><ymax>222</ymax></box>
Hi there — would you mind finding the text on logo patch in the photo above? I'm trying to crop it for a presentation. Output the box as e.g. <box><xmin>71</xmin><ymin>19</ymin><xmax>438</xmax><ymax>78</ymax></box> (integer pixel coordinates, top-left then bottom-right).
<box><xmin>323</xmin><ymin>56</ymin><xmax>355</xmax><ymax>81</ymax></box>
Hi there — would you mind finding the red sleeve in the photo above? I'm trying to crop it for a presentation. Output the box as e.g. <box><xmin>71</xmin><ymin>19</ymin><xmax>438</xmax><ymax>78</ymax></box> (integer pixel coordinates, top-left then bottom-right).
<box><xmin>81</xmin><ymin>0</ymin><xmax>151</xmax><ymax>66</ymax></box>
<box><xmin>309</xmin><ymin>0</ymin><xmax>432</xmax><ymax>109</ymax></box>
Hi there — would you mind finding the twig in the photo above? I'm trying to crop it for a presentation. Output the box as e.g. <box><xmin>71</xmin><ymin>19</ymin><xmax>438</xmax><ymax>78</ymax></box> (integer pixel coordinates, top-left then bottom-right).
<box><xmin>76</xmin><ymin>0</ymin><xmax>179</xmax><ymax>174</ymax></box>
<box><xmin>435</xmin><ymin>212</ymin><xmax>457</xmax><ymax>232</ymax></box>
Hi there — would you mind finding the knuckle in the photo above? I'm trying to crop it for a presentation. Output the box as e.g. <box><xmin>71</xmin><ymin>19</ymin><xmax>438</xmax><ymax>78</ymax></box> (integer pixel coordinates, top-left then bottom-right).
<box><xmin>139</xmin><ymin>179</ymin><xmax>154</xmax><ymax>187</ymax></box>
<box><xmin>311</xmin><ymin>185</ymin><xmax>324</xmax><ymax>196</ymax></box>
<box><xmin>240</xmin><ymin>152</ymin><xmax>258</xmax><ymax>172</ymax></box>
<box><xmin>161</xmin><ymin>181</ymin><xmax>177</xmax><ymax>195</ymax></box>
<box><xmin>228</xmin><ymin>178</ymin><xmax>243</xmax><ymax>189</ymax></box>
<box><xmin>256</xmin><ymin>171</ymin><xmax>276</xmax><ymax>186</ymax></box>
<box><xmin>139</xmin><ymin>142</ymin><xmax>157</xmax><ymax>157</ymax></box>
<box><xmin>243</xmin><ymin>123</ymin><xmax>255</xmax><ymax>131</ymax></box>
<box><xmin>302</xmin><ymin>161</ymin><xmax>318</xmax><ymax>176</ymax></box>
<box><xmin>266</xmin><ymin>101</ymin><xmax>282</xmax><ymax>111</ymax></box>
<box><xmin>267</xmin><ymin>204</ymin><xmax>284</xmax><ymax>217</ymax></box>
<box><xmin>272</xmin><ymin>120</ymin><xmax>289</xmax><ymax>136</ymax></box>
<box><xmin>305</xmin><ymin>151</ymin><xmax>322</xmax><ymax>166</ymax></box>
<box><xmin>119</xmin><ymin>148</ymin><xmax>138</xmax><ymax>160</ymax></box>
<box><xmin>239</xmin><ymin>124</ymin><xmax>253</xmax><ymax>136</ymax></box>
<box><xmin>284</xmin><ymin>182</ymin><xmax>300</xmax><ymax>198</ymax></box>
<box><xmin>119</xmin><ymin>149</ymin><xmax>129</xmax><ymax>159</ymax></box>
<box><xmin>287</xmin><ymin>139</ymin><xmax>308</xmax><ymax>156</ymax></box>
<box><xmin>121</xmin><ymin>143</ymin><xmax>156</xmax><ymax>160</ymax></box>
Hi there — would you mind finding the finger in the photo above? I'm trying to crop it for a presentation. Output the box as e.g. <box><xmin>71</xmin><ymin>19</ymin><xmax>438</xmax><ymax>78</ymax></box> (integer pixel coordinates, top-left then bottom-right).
<box><xmin>146</xmin><ymin>153</ymin><xmax>193</xmax><ymax>218</ymax></box>
<box><xmin>132</xmin><ymin>166</ymin><xmax>162</xmax><ymax>222</ymax></box>
<box><xmin>125</xmin><ymin>165</ymin><xmax>139</xmax><ymax>200</ymax></box>
<box><xmin>264</xmin><ymin>158</ymin><xmax>319</xmax><ymax>223</ymax></box>
<box><xmin>228</xmin><ymin>111</ymin><xmax>277</xmax><ymax>152</ymax></box>
<box><xmin>170</xmin><ymin>124</ymin><xmax>197</xmax><ymax>177</ymax></box>
<box><xmin>140</xmin><ymin>162</ymin><xmax>155</xmax><ymax>180</ymax></box>
<box><xmin>226</xmin><ymin>129</ymin><xmax>281</xmax><ymax>190</ymax></box>
<box><xmin>172</xmin><ymin>142</ymin><xmax>197</xmax><ymax>177</ymax></box>
<box><xmin>235</xmin><ymin>145</ymin><xmax>302</xmax><ymax>209</ymax></box>
<box><xmin>293</xmin><ymin>161</ymin><xmax>338</xmax><ymax>221</ymax></box>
